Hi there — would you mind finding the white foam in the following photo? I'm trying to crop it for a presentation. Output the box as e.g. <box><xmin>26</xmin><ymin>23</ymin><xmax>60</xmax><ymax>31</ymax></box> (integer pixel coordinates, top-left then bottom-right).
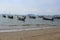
<box><xmin>0</xmin><ymin>27</ymin><xmax>55</xmax><ymax>32</ymax></box>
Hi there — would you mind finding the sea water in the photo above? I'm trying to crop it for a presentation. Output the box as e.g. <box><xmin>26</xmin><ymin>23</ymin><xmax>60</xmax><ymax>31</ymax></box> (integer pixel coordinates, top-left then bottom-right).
<box><xmin>0</xmin><ymin>15</ymin><xmax>60</xmax><ymax>32</ymax></box>
<box><xmin>0</xmin><ymin>15</ymin><xmax>60</xmax><ymax>26</ymax></box>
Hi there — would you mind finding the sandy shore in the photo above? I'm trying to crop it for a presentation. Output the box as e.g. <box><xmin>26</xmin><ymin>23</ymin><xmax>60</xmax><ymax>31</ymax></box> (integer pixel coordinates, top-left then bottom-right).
<box><xmin>0</xmin><ymin>26</ymin><xmax>60</xmax><ymax>40</ymax></box>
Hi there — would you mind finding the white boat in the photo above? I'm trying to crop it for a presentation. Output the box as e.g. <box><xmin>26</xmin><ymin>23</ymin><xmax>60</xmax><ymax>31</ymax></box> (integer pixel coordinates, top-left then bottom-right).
<box><xmin>0</xmin><ymin>14</ymin><xmax>60</xmax><ymax>26</ymax></box>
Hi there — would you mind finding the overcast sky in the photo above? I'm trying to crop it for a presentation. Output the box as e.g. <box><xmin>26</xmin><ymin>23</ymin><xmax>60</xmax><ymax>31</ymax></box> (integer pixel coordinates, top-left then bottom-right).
<box><xmin>0</xmin><ymin>0</ymin><xmax>60</xmax><ymax>15</ymax></box>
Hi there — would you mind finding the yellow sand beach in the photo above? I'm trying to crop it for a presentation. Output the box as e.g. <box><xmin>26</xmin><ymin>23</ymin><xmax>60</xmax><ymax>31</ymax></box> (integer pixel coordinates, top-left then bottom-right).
<box><xmin>0</xmin><ymin>26</ymin><xmax>60</xmax><ymax>40</ymax></box>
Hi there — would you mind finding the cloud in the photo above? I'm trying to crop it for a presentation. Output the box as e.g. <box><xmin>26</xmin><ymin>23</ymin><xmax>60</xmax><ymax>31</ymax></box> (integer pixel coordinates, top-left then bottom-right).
<box><xmin>0</xmin><ymin>6</ymin><xmax>60</xmax><ymax>15</ymax></box>
<box><xmin>0</xmin><ymin>0</ymin><xmax>60</xmax><ymax>15</ymax></box>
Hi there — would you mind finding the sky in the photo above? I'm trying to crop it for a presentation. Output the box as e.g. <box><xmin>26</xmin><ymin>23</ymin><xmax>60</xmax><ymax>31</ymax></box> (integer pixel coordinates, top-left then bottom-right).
<box><xmin>0</xmin><ymin>0</ymin><xmax>60</xmax><ymax>15</ymax></box>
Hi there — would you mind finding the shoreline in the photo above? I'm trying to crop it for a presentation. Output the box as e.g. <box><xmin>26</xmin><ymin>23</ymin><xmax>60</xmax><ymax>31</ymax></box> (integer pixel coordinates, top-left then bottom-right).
<box><xmin>0</xmin><ymin>26</ymin><xmax>57</xmax><ymax>32</ymax></box>
<box><xmin>0</xmin><ymin>25</ymin><xmax>60</xmax><ymax>40</ymax></box>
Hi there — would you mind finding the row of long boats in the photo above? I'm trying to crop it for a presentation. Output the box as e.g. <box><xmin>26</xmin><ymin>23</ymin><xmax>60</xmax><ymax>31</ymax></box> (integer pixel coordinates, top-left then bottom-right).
<box><xmin>0</xmin><ymin>14</ymin><xmax>60</xmax><ymax>26</ymax></box>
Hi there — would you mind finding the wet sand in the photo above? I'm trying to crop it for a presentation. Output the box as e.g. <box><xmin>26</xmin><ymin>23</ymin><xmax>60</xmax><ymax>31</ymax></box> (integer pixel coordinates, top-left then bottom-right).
<box><xmin>0</xmin><ymin>26</ymin><xmax>60</xmax><ymax>40</ymax></box>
